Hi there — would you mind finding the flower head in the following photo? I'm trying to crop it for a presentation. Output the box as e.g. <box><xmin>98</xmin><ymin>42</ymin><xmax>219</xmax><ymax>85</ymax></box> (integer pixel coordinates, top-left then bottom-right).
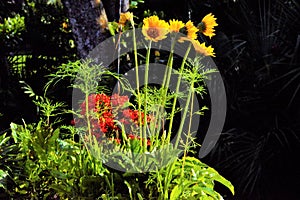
<box><xmin>119</xmin><ymin>12</ymin><xmax>133</xmax><ymax>26</ymax></box>
<box><xmin>169</xmin><ymin>19</ymin><xmax>185</xmax><ymax>33</ymax></box>
<box><xmin>62</xmin><ymin>22</ymin><xmax>68</xmax><ymax>29</ymax></box>
<box><xmin>142</xmin><ymin>16</ymin><xmax>169</xmax><ymax>42</ymax></box>
<box><xmin>198</xmin><ymin>13</ymin><xmax>218</xmax><ymax>39</ymax></box>
<box><xmin>111</xmin><ymin>94</ymin><xmax>129</xmax><ymax>107</ymax></box>
<box><xmin>192</xmin><ymin>40</ymin><xmax>215</xmax><ymax>57</ymax></box>
<box><xmin>97</xmin><ymin>14</ymin><xmax>108</xmax><ymax>30</ymax></box>
<box><xmin>185</xmin><ymin>20</ymin><xmax>199</xmax><ymax>40</ymax></box>
<box><xmin>128</xmin><ymin>133</ymin><xmax>136</xmax><ymax>140</ymax></box>
<box><xmin>81</xmin><ymin>94</ymin><xmax>111</xmax><ymax>114</ymax></box>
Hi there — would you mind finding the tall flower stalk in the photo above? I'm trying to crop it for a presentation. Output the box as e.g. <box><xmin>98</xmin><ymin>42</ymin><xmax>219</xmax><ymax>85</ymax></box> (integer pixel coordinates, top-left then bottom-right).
<box><xmin>167</xmin><ymin>43</ymin><xmax>192</xmax><ymax>144</ymax></box>
<box><xmin>39</xmin><ymin>12</ymin><xmax>234</xmax><ymax>199</ymax></box>
<box><xmin>141</xmin><ymin>16</ymin><xmax>169</xmax><ymax>150</ymax></box>
<box><xmin>174</xmin><ymin>76</ymin><xmax>193</xmax><ymax>148</ymax></box>
<box><xmin>71</xmin><ymin>13</ymin><xmax>218</xmax><ymax>171</ymax></box>
<box><xmin>131</xmin><ymin>19</ymin><xmax>144</xmax><ymax>146</ymax></box>
<box><xmin>151</xmin><ymin>36</ymin><xmax>176</xmax><ymax>144</ymax></box>
<box><xmin>143</xmin><ymin>40</ymin><xmax>152</xmax><ymax>151</ymax></box>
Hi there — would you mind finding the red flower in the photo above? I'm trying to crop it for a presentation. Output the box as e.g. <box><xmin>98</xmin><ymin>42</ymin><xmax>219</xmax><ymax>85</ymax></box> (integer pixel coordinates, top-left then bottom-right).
<box><xmin>109</xmin><ymin>138</ymin><xmax>121</xmax><ymax>144</ymax></box>
<box><xmin>80</xmin><ymin>94</ymin><xmax>103</xmax><ymax>114</ymax></box>
<box><xmin>79</xmin><ymin>93</ymin><xmax>156</xmax><ymax>145</ymax></box>
<box><xmin>115</xmin><ymin>138</ymin><xmax>121</xmax><ymax>144</ymax></box>
<box><xmin>99</xmin><ymin>115</ymin><xmax>116</xmax><ymax>133</ymax></box>
<box><xmin>147</xmin><ymin>139</ymin><xmax>151</xmax><ymax>146</ymax></box>
<box><xmin>122</xmin><ymin>109</ymin><xmax>132</xmax><ymax>118</ymax></box>
<box><xmin>119</xmin><ymin>118</ymin><xmax>130</xmax><ymax>125</ymax></box>
<box><xmin>80</xmin><ymin>94</ymin><xmax>112</xmax><ymax>115</ymax></box>
<box><xmin>133</xmin><ymin>136</ymin><xmax>151</xmax><ymax>146</ymax></box>
<box><xmin>122</xmin><ymin>109</ymin><xmax>152</xmax><ymax>125</ymax></box>
<box><xmin>130</xmin><ymin>110</ymin><xmax>140</xmax><ymax>121</ymax></box>
<box><xmin>111</xmin><ymin>94</ymin><xmax>129</xmax><ymax>107</ymax></box>
<box><xmin>128</xmin><ymin>133</ymin><xmax>135</xmax><ymax>140</ymax></box>
<box><xmin>95</xmin><ymin>93</ymin><xmax>111</xmax><ymax>108</ymax></box>
<box><xmin>70</xmin><ymin>118</ymin><xmax>79</xmax><ymax>126</ymax></box>
<box><xmin>147</xmin><ymin>114</ymin><xmax>154</xmax><ymax>123</ymax></box>
<box><xmin>101</xmin><ymin>111</ymin><xmax>113</xmax><ymax>118</ymax></box>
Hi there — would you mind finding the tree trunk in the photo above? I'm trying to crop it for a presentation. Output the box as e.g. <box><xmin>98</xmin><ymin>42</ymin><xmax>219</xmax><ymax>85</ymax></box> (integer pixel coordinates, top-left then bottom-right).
<box><xmin>102</xmin><ymin>0</ymin><xmax>130</xmax><ymax>21</ymax></box>
<box><xmin>62</xmin><ymin>0</ymin><xmax>129</xmax><ymax>59</ymax></box>
<box><xmin>62</xmin><ymin>0</ymin><xmax>108</xmax><ymax>59</ymax></box>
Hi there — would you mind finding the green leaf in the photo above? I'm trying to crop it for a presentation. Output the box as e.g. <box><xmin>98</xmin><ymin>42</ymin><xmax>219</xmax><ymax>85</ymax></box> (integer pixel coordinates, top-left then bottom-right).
<box><xmin>10</xmin><ymin>122</ymin><xmax>19</xmax><ymax>143</ymax></box>
<box><xmin>214</xmin><ymin>174</ymin><xmax>235</xmax><ymax>195</ymax></box>
<box><xmin>137</xmin><ymin>193</ymin><xmax>144</xmax><ymax>200</ymax></box>
<box><xmin>170</xmin><ymin>184</ymin><xmax>182</xmax><ymax>199</ymax></box>
<box><xmin>0</xmin><ymin>169</ymin><xmax>8</xmax><ymax>189</ymax></box>
<box><xmin>199</xmin><ymin>187</ymin><xmax>220</xmax><ymax>199</ymax></box>
<box><xmin>50</xmin><ymin>184</ymin><xmax>71</xmax><ymax>194</ymax></box>
<box><xmin>124</xmin><ymin>180</ymin><xmax>133</xmax><ymax>200</ymax></box>
<box><xmin>0</xmin><ymin>133</ymin><xmax>10</xmax><ymax>146</ymax></box>
<box><xmin>108</xmin><ymin>22</ymin><xmax>118</xmax><ymax>36</ymax></box>
<box><xmin>47</xmin><ymin>128</ymin><xmax>60</xmax><ymax>147</ymax></box>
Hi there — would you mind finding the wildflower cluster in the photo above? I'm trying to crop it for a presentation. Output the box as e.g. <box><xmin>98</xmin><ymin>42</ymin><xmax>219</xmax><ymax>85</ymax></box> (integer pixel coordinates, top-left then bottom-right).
<box><xmin>79</xmin><ymin>93</ymin><xmax>153</xmax><ymax>144</ymax></box>
<box><xmin>112</xmin><ymin>11</ymin><xmax>218</xmax><ymax>57</ymax></box>
<box><xmin>140</xmin><ymin>13</ymin><xmax>218</xmax><ymax>57</ymax></box>
<box><xmin>71</xmin><ymin>11</ymin><xmax>221</xmax><ymax>170</ymax></box>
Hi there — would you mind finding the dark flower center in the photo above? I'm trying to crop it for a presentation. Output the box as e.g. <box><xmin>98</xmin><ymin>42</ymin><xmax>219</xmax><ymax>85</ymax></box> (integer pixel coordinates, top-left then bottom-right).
<box><xmin>179</xmin><ymin>27</ymin><xmax>188</xmax><ymax>35</ymax></box>
<box><xmin>198</xmin><ymin>22</ymin><xmax>206</xmax><ymax>32</ymax></box>
<box><xmin>147</xmin><ymin>28</ymin><xmax>159</xmax><ymax>38</ymax></box>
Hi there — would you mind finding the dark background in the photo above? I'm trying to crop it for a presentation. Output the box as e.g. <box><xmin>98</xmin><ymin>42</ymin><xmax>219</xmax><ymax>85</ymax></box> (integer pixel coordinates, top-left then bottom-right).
<box><xmin>1</xmin><ymin>0</ymin><xmax>299</xmax><ymax>199</ymax></box>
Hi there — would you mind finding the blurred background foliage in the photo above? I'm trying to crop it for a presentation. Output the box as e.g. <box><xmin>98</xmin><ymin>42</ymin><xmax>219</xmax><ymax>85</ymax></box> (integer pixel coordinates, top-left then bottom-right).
<box><xmin>0</xmin><ymin>0</ymin><xmax>77</xmax><ymax>130</ymax></box>
<box><xmin>0</xmin><ymin>0</ymin><xmax>300</xmax><ymax>199</ymax></box>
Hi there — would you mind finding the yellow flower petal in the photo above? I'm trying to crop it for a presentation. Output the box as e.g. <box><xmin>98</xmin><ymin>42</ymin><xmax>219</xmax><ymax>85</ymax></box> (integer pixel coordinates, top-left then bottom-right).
<box><xmin>199</xmin><ymin>13</ymin><xmax>218</xmax><ymax>39</ymax></box>
<box><xmin>119</xmin><ymin>12</ymin><xmax>133</xmax><ymax>26</ymax></box>
<box><xmin>169</xmin><ymin>19</ymin><xmax>185</xmax><ymax>33</ymax></box>
<box><xmin>185</xmin><ymin>20</ymin><xmax>199</xmax><ymax>40</ymax></box>
<box><xmin>192</xmin><ymin>40</ymin><xmax>215</xmax><ymax>57</ymax></box>
<box><xmin>142</xmin><ymin>16</ymin><xmax>169</xmax><ymax>42</ymax></box>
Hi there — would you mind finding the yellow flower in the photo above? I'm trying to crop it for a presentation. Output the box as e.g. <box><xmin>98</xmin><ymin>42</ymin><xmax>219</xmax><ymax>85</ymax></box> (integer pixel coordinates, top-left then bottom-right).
<box><xmin>97</xmin><ymin>14</ymin><xmax>108</xmax><ymax>30</ymax></box>
<box><xmin>192</xmin><ymin>40</ymin><xmax>215</xmax><ymax>57</ymax></box>
<box><xmin>62</xmin><ymin>22</ymin><xmax>68</xmax><ymax>29</ymax></box>
<box><xmin>119</xmin><ymin>12</ymin><xmax>133</xmax><ymax>26</ymax></box>
<box><xmin>169</xmin><ymin>19</ymin><xmax>185</xmax><ymax>33</ymax></box>
<box><xmin>198</xmin><ymin>13</ymin><xmax>218</xmax><ymax>39</ymax></box>
<box><xmin>142</xmin><ymin>16</ymin><xmax>169</xmax><ymax>42</ymax></box>
<box><xmin>185</xmin><ymin>20</ymin><xmax>199</xmax><ymax>40</ymax></box>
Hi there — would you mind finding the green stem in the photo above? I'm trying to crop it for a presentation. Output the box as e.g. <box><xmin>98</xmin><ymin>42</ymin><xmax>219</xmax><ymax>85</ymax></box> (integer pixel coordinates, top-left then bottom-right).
<box><xmin>143</xmin><ymin>40</ymin><xmax>152</xmax><ymax>151</ymax></box>
<box><xmin>167</xmin><ymin>43</ymin><xmax>192</xmax><ymax>143</ymax></box>
<box><xmin>132</xmin><ymin>26</ymin><xmax>143</xmax><ymax>143</ymax></box>
<box><xmin>161</xmin><ymin>36</ymin><xmax>176</xmax><ymax>88</ymax></box>
<box><xmin>175</xmin><ymin>82</ymin><xmax>193</xmax><ymax>149</ymax></box>
<box><xmin>152</xmin><ymin>37</ymin><xmax>176</xmax><ymax>145</ymax></box>
<box><xmin>162</xmin><ymin>159</ymin><xmax>176</xmax><ymax>200</ymax></box>
<box><xmin>187</xmin><ymin>89</ymin><xmax>195</xmax><ymax>146</ymax></box>
<box><xmin>85</xmin><ymin>91</ymin><xmax>92</xmax><ymax>137</ymax></box>
<box><xmin>181</xmin><ymin>90</ymin><xmax>195</xmax><ymax>178</ymax></box>
<box><xmin>163</xmin><ymin>36</ymin><xmax>177</xmax><ymax>90</ymax></box>
<box><xmin>82</xmin><ymin>89</ymin><xmax>93</xmax><ymax>157</ymax></box>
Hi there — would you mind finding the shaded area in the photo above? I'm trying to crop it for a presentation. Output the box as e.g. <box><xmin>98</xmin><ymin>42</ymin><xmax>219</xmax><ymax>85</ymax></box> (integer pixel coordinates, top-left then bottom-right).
<box><xmin>0</xmin><ymin>0</ymin><xmax>300</xmax><ymax>199</ymax></box>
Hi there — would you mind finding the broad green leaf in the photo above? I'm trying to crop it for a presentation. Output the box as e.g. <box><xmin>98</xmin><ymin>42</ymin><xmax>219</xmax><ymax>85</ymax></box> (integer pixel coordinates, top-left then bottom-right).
<box><xmin>170</xmin><ymin>184</ymin><xmax>182</xmax><ymax>199</ymax></box>
<box><xmin>213</xmin><ymin>174</ymin><xmax>235</xmax><ymax>195</ymax></box>
<box><xmin>199</xmin><ymin>187</ymin><xmax>220</xmax><ymax>199</ymax></box>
